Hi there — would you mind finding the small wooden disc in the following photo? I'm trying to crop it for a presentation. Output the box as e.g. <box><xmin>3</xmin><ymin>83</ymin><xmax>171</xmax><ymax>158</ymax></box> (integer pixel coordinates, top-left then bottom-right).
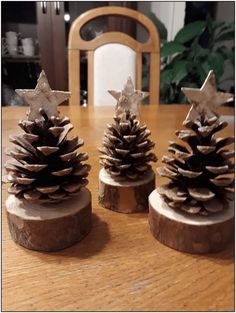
<box><xmin>6</xmin><ymin>187</ymin><xmax>92</xmax><ymax>252</ymax></box>
<box><xmin>148</xmin><ymin>189</ymin><xmax>234</xmax><ymax>254</ymax></box>
<box><xmin>98</xmin><ymin>168</ymin><xmax>155</xmax><ymax>213</ymax></box>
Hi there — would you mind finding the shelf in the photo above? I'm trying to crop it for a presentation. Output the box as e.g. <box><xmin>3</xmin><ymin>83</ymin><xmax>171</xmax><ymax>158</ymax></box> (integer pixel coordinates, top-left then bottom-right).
<box><xmin>2</xmin><ymin>55</ymin><xmax>41</xmax><ymax>63</ymax></box>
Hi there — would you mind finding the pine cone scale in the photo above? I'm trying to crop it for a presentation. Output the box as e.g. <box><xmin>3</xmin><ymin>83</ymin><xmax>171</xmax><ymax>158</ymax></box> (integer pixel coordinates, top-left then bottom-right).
<box><xmin>48</xmin><ymin>191</ymin><xmax>66</xmax><ymax>200</ymax></box>
<box><xmin>115</xmin><ymin>148</ymin><xmax>129</xmax><ymax>156</ymax></box>
<box><xmin>178</xmin><ymin>167</ymin><xmax>202</xmax><ymax>178</ymax></box>
<box><xmin>76</xmin><ymin>153</ymin><xmax>89</xmax><ymax>162</ymax></box>
<box><xmin>210</xmin><ymin>176</ymin><xmax>234</xmax><ymax>187</ymax></box>
<box><xmin>48</xmin><ymin>126</ymin><xmax>64</xmax><ymax>137</ymax></box>
<box><xmin>10</xmin><ymin>135</ymin><xmax>38</xmax><ymax>156</ymax></box>
<box><xmin>206</xmin><ymin>165</ymin><xmax>229</xmax><ymax>174</ymax></box>
<box><xmin>99</xmin><ymin>110</ymin><xmax>157</xmax><ymax>180</ymax></box>
<box><xmin>61</xmin><ymin>137</ymin><xmax>84</xmax><ymax>154</ymax></box>
<box><xmin>157</xmin><ymin>186</ymin><xmax>187</xmax><ymax>203</ymax></box>
<box><xmin>157</xmin><ymin>166</ymin><xmax>178</xmax><ymax>179</ymax></box>
<box><xmin>9</xmin><ymin>150</ymin><xmax>26</xmax><ymax>160</ymax></box>
<box><xmin>117</xmin><ymin>164</ymin><xmax>131</xmax><ymax>170</ymax></box>
<box><xmin>37</xmin><ymin>146</ymin><xmax>59</xmax><ymax>156</ymax></box>
<box><xmin>18</xmin><ymin>120</ymin><xmax>34</xmax><ymax>133</ymax></box>
<box><xmin>57</xmin><ymin>123</ymin><xmax>74</xmax><ymax>145</ymax></box>
<box><xmin>24</xmin><ymin>190</ymin><xmax>41</xmax><ymax>200</ymax></box>
<box><xmin>24</xmin><ymin>164</ymin><xmax>47</xmax><ymax>172</ymax></box>
<box><xmin>36</xmin><ymin>185</ymin><xmax>60</xmax><ymax>194</ymax></box>
<box><xmin>63</xmin><ymin>180</ymin><xmax>85</xmax><ymax>193</ymax></box>
<box><xmin>202</xmin><ymin>198</ymin><xmax>223</xmax><ymax>212</ymax></box>
<box><xmin>123</xmin><ymin>135</ymin><xmax>136</xmax><ymax>143</ymax></box>
<box><xmin>59</xmin><ymin>151</ymin><xmax>77</xmax><ymax>161</ymax></box>
<box><xmin>8</xmin><ymin>185</ymin><xmax>27</xmax><ymax>194</ymax></box>
<box><xmin>22</xmin><ymin>133</ymin><xmax>39</xmax><ymax>143</ymax></box>
<box><xmin>130</xmin><ymin>152</ymin><xmax>144</xmax><ymax>158</ymax></box>
<box><xmin>73</xmin><ymin>164</ymin><xmax>91</xmax><ymax>176</ymax></box>
<box><xmin>51</xmin><ymin>167</ymin><xmax>73</xmax><ymax>176</ymax></box>
<box><xmin>214</xmin><ymin>137</ymin><xmax>234</xmax><ymax>150</ymax></box>
<box><xmin>5</xmin><ymin>110</ymin><xmax>90</xmax><ymax>203</ymax></box>
<box><xmin>188</xmin><ymin>187</ymin><xmax>215</xmax><ymax>201</ymax></box>
<box><xmin>158</xmin><ymin>111</ymin><xmax>234</xmax><ymax>215</ymax></box>
<box><xmin>219</xmin><ymin>150</ymin><xmax>234</xmax><ymax>160</ymax></box>
<box><xmin>17</xmin><ymin>177</ymin><xmax>36</xmax><ymax>184</ymax></box>
<box><xmin>196</xmin><ymin>145</ymin><xmax>216</xmax><ymax>154</ymax></box>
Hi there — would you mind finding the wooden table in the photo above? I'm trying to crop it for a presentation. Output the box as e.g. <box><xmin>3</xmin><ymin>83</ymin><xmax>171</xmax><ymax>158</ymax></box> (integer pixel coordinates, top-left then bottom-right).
<box><xmin>2</xmin><ymin>105</ymin><xmax>234</xmax><ymax>311</ymax></box>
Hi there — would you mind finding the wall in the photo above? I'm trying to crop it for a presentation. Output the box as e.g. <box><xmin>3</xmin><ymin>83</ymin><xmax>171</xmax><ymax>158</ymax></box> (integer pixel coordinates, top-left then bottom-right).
<box><xmin>215</xmin><ymin>1</ymin><xmax>235</xmax><ymax>92</ymax></box>
<box><xmin>137</xmin><ymin>1</ymin><xmax>186</xmax><ymax>41</ymax></box>
<box><xmin>215</xmin><ymin>1</ymin><xmax>234</xmax><ymax>21</ymax></box>
<box><xmin>151</xmin><ymin>2</ymin><xmax>185</xmax><ymax>41</ymax></box>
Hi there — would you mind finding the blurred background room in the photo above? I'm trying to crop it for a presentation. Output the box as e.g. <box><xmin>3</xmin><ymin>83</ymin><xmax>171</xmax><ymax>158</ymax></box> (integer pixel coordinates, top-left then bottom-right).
<box><xmin>1</xmin><ymin>1</ymin><xmax>235</xmax><ymax>106</ymax></box>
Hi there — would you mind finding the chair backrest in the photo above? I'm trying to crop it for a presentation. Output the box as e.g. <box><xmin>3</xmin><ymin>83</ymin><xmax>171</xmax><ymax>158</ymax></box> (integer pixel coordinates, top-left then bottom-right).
<box><xmin>68</xmin><ymin>6</ymin><xmax>160</xmax><ymax>106</ymax></box>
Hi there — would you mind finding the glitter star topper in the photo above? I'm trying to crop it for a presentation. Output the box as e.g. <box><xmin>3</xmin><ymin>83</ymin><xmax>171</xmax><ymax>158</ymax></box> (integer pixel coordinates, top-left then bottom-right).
<box><xmin>108</xmin><ymin>76</ymin><xmax>148</xmax><ymax>117</ymax></box>
<box><xmin>182</xmin><ymin>70</ymin><xmax>234</xmax><ymax>121</ymax></box>
<box><xmin>16</xmin><ymin>70</ymin><xmax>71</xmax><ymax>121</ymax></box>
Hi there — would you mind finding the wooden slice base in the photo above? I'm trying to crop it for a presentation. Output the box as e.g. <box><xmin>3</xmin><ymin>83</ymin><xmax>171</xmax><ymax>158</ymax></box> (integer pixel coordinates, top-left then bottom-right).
<box><xmin>98</xmin><ymin>168</ymin><xmax>155</xmax><ymax>213</ymax></box>
<box><xmin>148</xmin><ymin>189</ymin><xmax>234</xmax><ymax>254</ymax></box>
<box><xmin>6</xmin><ymin>187</ymin><xmax>92</xmax><ymax>252</ymax></box>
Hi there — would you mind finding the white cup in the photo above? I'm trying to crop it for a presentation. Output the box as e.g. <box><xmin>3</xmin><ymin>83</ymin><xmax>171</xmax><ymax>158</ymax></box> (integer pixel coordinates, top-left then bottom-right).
<box><xmin>6</xmin><ymin>31</ymin><xmax>18</xmax><ymax>46</ymax></box>
<box><xmin>22</xmin><ymin>37</ymin><xmax>35</xmax><ymax>56</ymax></box>
<box><xmin>8</xmin><ymin>44</ymin><xmax>18</xmax><ymax>55</ymax></box>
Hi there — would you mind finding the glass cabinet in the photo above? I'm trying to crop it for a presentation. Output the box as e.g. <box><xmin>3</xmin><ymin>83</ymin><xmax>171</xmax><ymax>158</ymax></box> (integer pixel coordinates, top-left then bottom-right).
<box><xmin>2</xmin><ymin>1</ymin><xmax>137</xmax><ymax>106</ymax></box>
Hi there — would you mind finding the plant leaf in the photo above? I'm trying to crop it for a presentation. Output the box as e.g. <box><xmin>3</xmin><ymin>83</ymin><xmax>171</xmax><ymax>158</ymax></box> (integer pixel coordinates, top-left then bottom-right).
<box><xmin>142</xmin><ymin>76</ymin><xmax>148</xmax><ymax>90</ymax></box>
<box><xmin>174</xmin><ymin>21</ymin><xmax>206</xmax><ymax>44</ymax></box>
<box><xmin>161</xmin><ymin>41</ymin><xmax>187</xmax><ymax>57</ymax></box>
<box><xmin>171</xmin><ymin>61</ymin><xmax>189</xmax><ymax>83</ymax></box>
<box><xmin>207</xmin><ymin>52</ymin><xmax>224</xmax><ymax>77</ymax></box>
<box><xmin>213</xmin><ymin>20</ymin><xmax>234</xmax><ymax>32</ymax></box>
<box><xmin>146</xmin><ymin>12</ymin><xmax>168</xmax><ymax>41</ymax></box>
<box><xmin>177</xmin><ymin>92</ymin><xmax>187</xmax><ymax>104</ymax></box>
<box><xmin>200</xmin><ymin>62</ymin><xmax>212</xmax><ymax>79</ymax></box>
<box><xmin>215</xmin><ymin>30</ymin><xmax>235</xmax><ymax>42</ymax></box>
<box><xmin>160</xmin><ymin>69</ymin><xmax>173</xmax><ymax>87</ymax></box>
<box><xmin>142</xmin><ymin>64</ymin><xmax>148</xmax><ymax>75</ymax></box>
<box><xmin>196</xmin><ymin>47</ymin><xmax>210</xmax><ymax>58</ymax></box>
<box><xmin>211</xmin><ymin>20</ymin><xmax>225</xmax><ymax>29</ymax></box>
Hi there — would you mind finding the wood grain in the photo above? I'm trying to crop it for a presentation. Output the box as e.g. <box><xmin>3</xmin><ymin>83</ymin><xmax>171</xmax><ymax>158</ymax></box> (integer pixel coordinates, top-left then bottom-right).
<box><xmin>2</xmin><ymin>104</ymin><xmax>234</xmax><ymax>311</ymax></box>
<box><xmin>68</xmin><ymin>49</ymin><xmax>80</xmax><ymax>106</ymax></box>
<box><xmin>6</xmin><ymin>189</ymin><xmax>92</xmax><ymax>252</ymax></box>
<box><xmin>99</xmin><ymin>168</ymin><xmax>155</xmax><ymax>213</ymax></box>
<box><xmin>149</xmin><ymin>190</ymin><xmax>234</xmax><ymax>254</ymax></box>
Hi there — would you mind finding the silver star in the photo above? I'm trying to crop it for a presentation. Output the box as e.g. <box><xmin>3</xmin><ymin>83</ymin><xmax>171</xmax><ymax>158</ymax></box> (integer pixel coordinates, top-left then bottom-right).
<box><xmin>182</xmin><ymin>70</ymin><xmax>234</xmax><ymax>121</ymax></box>
<box><xmin>108</xmin><ymin>76</ymin><xmax>148</xmax><ymax>116</ymax></box>
<box><xmin>16</xmin><ymin>70</ymin><xmax>71</xmax><ymax>121</ymax></box>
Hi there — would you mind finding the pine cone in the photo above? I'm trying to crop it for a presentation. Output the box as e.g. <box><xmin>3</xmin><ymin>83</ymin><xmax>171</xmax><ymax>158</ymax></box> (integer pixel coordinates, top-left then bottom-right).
<box><xmin>99</xmin><ymin>110</ymin><xmax>157</xmax><ymax>180</ymax></box>
<box><xmin>4</xmin><ymin>109</ymin><xmax>91</xmax><ymax>203</ymax></box>
<box><xmin>157</xmin><ymin>112</ymin><xmax>234</xmax><ymax>215</ymax></box>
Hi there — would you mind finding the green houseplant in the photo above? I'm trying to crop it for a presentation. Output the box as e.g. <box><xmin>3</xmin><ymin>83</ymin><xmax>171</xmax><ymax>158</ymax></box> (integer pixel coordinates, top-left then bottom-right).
<box><xmin>161</xmin><ymin>18</ymin><xmax>234</xmax><ymax>103</ymax></box>
<box><xmin>143</xmin><ymin>13</ymin><xmax>234</xmax><ymax>104</ymax></box>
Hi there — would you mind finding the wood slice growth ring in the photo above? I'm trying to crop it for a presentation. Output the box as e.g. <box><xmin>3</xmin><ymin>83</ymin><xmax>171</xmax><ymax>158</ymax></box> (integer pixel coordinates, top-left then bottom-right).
<box><xmin>6</xmin><ymin>187</ymin><xmax>92</xmax><ymax>252</ymax></box>
<box><xmin>99</xmin><ymin>167</ymin><xmax>155</xmax><ymax>213</ymax></box>
<box><xmin>148</xmin><ymin>189</ymin><xmax>234</xmax><ymax>254</ymax></box>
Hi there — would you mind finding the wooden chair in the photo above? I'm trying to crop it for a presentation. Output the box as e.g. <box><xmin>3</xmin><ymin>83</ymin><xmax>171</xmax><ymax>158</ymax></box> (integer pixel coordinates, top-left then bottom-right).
<box><xmin>68</xmin><ymin>6</ymin><xmax>160</xmax><ymax>106</ymax></box>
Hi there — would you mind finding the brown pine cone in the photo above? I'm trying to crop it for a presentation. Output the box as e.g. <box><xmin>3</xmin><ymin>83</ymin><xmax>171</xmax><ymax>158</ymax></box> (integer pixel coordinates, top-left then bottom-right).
<box><xmin>99</xmin><ymin>110</ymin><xmax>157</xmax><ymax>180</ymax></box>
<box><xmin>4</xmin><ymin>109</ymin><xmax>91</xmax><ymax>203</ymax></box>
<box><xmin>157</xmin><ymin>113</ymin><xmax>234</xmax><ymax>215</ymax></box>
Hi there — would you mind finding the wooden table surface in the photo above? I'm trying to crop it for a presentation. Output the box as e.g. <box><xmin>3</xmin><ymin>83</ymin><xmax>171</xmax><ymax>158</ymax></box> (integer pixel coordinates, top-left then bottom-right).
<box><xmin>2</xmin><ymin>104</ymin><xmax>234</xmax><ymax>311</ymax></box>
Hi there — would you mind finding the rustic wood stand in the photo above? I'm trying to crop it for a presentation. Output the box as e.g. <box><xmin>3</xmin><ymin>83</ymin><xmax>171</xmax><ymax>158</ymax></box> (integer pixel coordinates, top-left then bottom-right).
<box><xmin>6</xmin><ymin>187</ymin><xmax>92</xmax><ymax>252</ymax></box>
<box><xmin>149</xmin><ymin>189</ymin><xmax>234</xmax><ymax>254</ymax></box>
<box><xmin>98</xmin><ymin>167</ymin><xmax>155</xmax><ymax>213</ymax></box>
